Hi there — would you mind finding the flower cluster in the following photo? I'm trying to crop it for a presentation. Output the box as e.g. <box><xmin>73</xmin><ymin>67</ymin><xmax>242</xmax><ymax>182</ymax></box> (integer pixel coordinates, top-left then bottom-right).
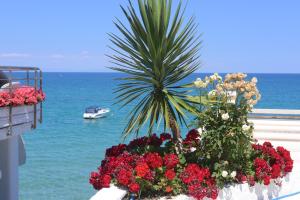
<box><xmin>186</xmin><ymin>74</ymin><xmax>293</xmax><ymax>191</ymax></box>
<box><xmin>90</xmin><ymin>132</ymin><xmax>218</xmax><ymax>200</ymax></box>
<box><xmin>180</xmin><ymin>164</ymin><xmax>218</xmax><ymax>199</ymax></box>
<box><xmin>221</xmin><ymin>73</ymin><xmax>261</xmax><ymax>106</ymax></box>
<box><xmin>0</xmin><ymin>87</ymin><xmax>45</xmax><ymax>107</ymax></box>
<box><xmin>193</xmin><ymin>73</ymin><xmax>261</xmax><ymax>107</ymax></box>
<box><xmin>251</xmin><ymin>142</ymin><xmax>293</xmax><ymax>185</ymax></box>
<box><xmin>90</xmin><ymin>130</ymin><xmax>294</xmax><ymax>200</ymax></box>
<box><xmin>127</xmin><ymin>133</ymin><xmax>165</xmax><ymax>150</ymax></box>
<box><xmin>193</xmin><ymin>73</ymin><xmax>222</xmax><ymax>88</ymax></box>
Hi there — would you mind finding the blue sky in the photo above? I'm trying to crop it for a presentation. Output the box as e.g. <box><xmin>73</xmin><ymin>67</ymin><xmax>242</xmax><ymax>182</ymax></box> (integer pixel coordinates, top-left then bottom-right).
<box><xmin>0</xmin><ymin>0</ymin><xmax>300</xmax><ymax>73</ymax></box>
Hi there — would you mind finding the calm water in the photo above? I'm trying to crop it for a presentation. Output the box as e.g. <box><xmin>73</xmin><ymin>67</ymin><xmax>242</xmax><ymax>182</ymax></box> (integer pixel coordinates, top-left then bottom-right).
<box><xmin>20</xmin><ymin>73</ymin><xmax>300</xmax><ymax>200</ymax></box>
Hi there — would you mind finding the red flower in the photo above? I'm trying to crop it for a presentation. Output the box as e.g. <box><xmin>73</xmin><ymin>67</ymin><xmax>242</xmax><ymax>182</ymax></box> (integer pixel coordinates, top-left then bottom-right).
<box><xmin>105</xmin><ymin>144</ymin><xmax>127</xmax><ymax>157</ymax></box>
<box><xmin>188</xmin><ymin>183</ymin><xmax>208</xmax><ymax>200</ymax></box>
<box><xmin>116</xmin><ymin>168</ymin><xmax>132</xmax><ymax>186</ymax></box>
<box><xmin>210</xmin><ymin>187</ymin><xmax>218</xmax><ymax>199</ymax></box>
<box><xmin>248</xmin><ymin>176</ymin><xmax>255</xmax><ymax>186</ymax></box>
<box><xmin>165</xmin><ymin>169</ymin><xmax>176</xmax><ymax>180</ymax></box>
<box><xmin>160</xmin><ymin>133</ymin><xmax>172</xmax><ymax>142</ymax></box>
<box><xmin>254</xmin><ymin>158</ymin><xmax>271</xmax><ymax>179</ymax></box>
<box><xmin>277</xmin><ymin>146</ymin><xmax>294</xmax><ymax>173</ymax></box>
<box><xmin>180</xmin><ymin>164</ymin><xmax>211</xmax><ymax>185</ymax></box>
<box><xmin>144</xmin><ymin>152</ymin><xmax>163</xmax><ymax>169</ymax></box>
<box><xmin>89</xmin><ymin>172</ymin><xmax>111</xmax><ymax>190</ymax></box>
<box><xmin>0</xmin><ymin>87</ymin><xmax>45</xmax><ymax>107</ymax></box>
<box><xmin>263</xmin><ymin>176</ymin><xmax>271</xmax><ymax>185</ymax></box>
<box><xmin>148</xmin><ymin>134</ymin><xmax>162</xmax><ymax>146</ymax></box>
<box><xmin>183</xmin><ymin>129</ymin><xmax>200</xmax><ymax>145</ymax></box>
<box><xmin>271</xmin><ymin>164</ymin><xmax>281</xmax><ymax>179</ymax></box>
<box><xmin>237</xmin><ymin>173</ymin><xmax>247</xmax><ymax>183</ymax></box>
<box><xmin>164</xmin><ymin>154</ymin><xmax>179</xmax><ymax>169</ymax></box>
<box><xmin>101</xmin><ymin>174</ymin><xmax>111</xmax><ymax>187</ymax></box>
<box><xmin>165</xmin><ymin>186</ymin><xmax>173</xmax><ymax>193</ymax></box>
<box><xmin>0</xmin><ymin>92</ymin><xmax>10</xmax><ymax>107</ymax></box>
<box><xmin>128</xmin><ymin>137</ymin><xmax>149</xmax><ymax>149</ymax></box>
<box><xmin>263</xmin><ymin>141</ymin><xmax>273</xmax><ymax>148</ymax></box>
<box><xmin>135</xmin><ymin>163</ymin><xmax>151</xmax><ymax>179</ymax></box>
<box><xmin>129</xmin><ymin>182</ymin><xmax>140</xmax><ymax>193</ymax></box>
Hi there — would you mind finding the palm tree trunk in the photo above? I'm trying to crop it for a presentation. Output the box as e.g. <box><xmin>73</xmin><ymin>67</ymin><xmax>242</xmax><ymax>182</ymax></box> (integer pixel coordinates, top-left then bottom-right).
<box><xmin>168</xmin><ymin>112</ymin><xmax>183</xmax><ymax>154</ymax></box>
<box><xmin>169</xmin><ymin>115</ymin><xmax>181</xmax><ymax>141</ymax></box>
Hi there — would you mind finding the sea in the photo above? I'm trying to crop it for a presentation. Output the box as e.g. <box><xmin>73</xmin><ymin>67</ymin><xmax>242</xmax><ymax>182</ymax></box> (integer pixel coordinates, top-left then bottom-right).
<box><xmin>19</xmin><ymin>73</ymin><xmax>300</xmax><ymax>200</ymax></box>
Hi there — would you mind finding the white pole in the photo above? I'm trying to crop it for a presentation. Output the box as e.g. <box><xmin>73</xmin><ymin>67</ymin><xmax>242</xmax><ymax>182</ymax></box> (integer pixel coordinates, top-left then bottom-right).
<box><xmin>0</xmin><ymin>135</ymin><xmax>19</xmax><ymax>200</ymax></box>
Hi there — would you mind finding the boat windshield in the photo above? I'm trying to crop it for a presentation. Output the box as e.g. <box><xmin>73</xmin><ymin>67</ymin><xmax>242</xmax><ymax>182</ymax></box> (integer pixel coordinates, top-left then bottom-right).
<box><xmin>85</xmin><ymin>108</ymin><xmax>97</xmax><ymax>113</ymax></box>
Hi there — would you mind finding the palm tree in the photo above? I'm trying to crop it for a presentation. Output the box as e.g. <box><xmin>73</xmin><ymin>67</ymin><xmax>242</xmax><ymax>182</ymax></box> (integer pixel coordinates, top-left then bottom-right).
<box><xmin>109</xmin><ymin>0</ymin><xmax>201</xmax><ymax>143</ymax></box>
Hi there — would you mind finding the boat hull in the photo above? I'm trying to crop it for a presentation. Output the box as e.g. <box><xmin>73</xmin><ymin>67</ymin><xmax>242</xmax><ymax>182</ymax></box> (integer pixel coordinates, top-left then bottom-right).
<box><xmin>83</xmin><ymin>109</ymin><xmax>110</xmax><ymax>119</ymax></box>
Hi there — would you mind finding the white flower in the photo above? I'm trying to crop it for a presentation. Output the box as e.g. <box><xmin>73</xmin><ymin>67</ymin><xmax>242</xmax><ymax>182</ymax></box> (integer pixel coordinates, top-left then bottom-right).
<box><xmin>197</xmin><ymin>127</ymin><xmax>203</xmax><ymax>134</ymax></box>
<box><xmin>210</xmin><ymin>74</ymin><xmax>218</xmax><ymax>81</ymax></box>
<box><xmin>221</xmin><ymin>113</ymin><xmax>230</xmax><ymax>120</ymax></box>
<box><xmin>190</xmin><ymin>147</ymin><xmax>197</xmax><ymax>152</ymax></box>
<box><xmin>209</xmin><ymin>73</ymin><xmax>222</xmax><ymax>81</ymax></box>
<box><xmin>222</xmin><ymin>171</ymin><xmax>228</xmax><ymax>178</ymax></box>
<box><xmin>194</xmin><ymin>78</ymin><xmax>207</xmax><ymax>88</ymax></box>
<box><xmin>251</xmin><ymin>77</ymin><xmax>258</xmax><ymax>83</ymax></box>
<box><xmin>230</xmin><ymin>171</ymin><xmax>237</xmax><ymax>178</ymax></box>
<box><xmin>208</xmin><ymin>90</ymin><xmax>217</xmax><ymax>97</ymax></box>
<box><xmin>226</xmin><ymin>90</ymin><xmax>237</xmax><ymax>104</ymax></box>
<box><xmin>242</xmin><ymin>124</ymin><xmax>250</xmax><ymax>131</ymax></box>
<box><xmin>205</xmin><ymin>76</ymin><xmax>210</xmax><ymax>82</ymax></box>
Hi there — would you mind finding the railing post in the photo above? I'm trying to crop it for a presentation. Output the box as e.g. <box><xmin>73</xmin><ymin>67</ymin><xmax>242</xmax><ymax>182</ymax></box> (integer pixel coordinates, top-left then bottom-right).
<box><xmin>39</xmin><ymin>69</ymin><xmax>43</xmax><ymax>123</ymax></box>
<box><xmin>33</xmin><ymin>69</ymin><xmax>37</xmax><ymax>128</ymax></box>
<box><xmin>8</xmin><ymin>70</ymin><xmax>12</xmax><ymax>136</ymax></box>
<box><xmin>26</xmin><ymin>70</ymin><xmax>29</xmax><ymax>86</ymax></box>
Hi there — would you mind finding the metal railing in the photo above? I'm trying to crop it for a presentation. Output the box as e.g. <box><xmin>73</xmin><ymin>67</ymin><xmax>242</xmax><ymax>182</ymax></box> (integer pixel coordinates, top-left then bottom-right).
<box><xmin>0</xmin><ymin>66</ymin><xmax>43</xmax><ymax>136</ymax></box>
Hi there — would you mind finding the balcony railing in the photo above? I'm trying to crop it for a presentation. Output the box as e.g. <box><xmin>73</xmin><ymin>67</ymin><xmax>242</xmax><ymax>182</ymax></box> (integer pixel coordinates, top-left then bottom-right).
<box><xmin>0</xmin><ymin>66</ymin><xmax>43</xmax><ymax>136</ymax></box>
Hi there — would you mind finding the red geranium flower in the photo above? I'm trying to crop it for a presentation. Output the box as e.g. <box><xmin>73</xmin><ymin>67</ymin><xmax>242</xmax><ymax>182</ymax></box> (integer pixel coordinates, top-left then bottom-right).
<box><xmin>160</xmin><ymin>133</ymin><xmax>172</xmax><ymax>142</ymax></box>
<box><xmin>165</xmin><ymin>169</ymin><xmax>176</xmax><ymax>180</ymax></box>
<box><xmin>263</xmin><ymin>176</ymin><xmax>271</xmax><ymax>185</ymax></box>
<box><xmin>116</xmin><ymin>168</ymin><xmax>132</xmax><ymax>186</ymax></box>
<box><xmin>135</xmin><ymin>163</ymin><xmax>151</xmax><ymax>179</ymax></box>
<box><xmin>105</xmin><ymin>144</ymin><xmax>127</xmax><ymax>157</ymax></box>
<box><xmin>165</xmin><ymin>186</ymin><xmax>173</xmax><ymax>193</ymax></box>
<box><xmin>164</xmin><ymin>153</ymin><xmax>179</xmax><ymax>169</ymax></box>
<box><xmin>129</xmin><ymin>182</ymin><xmax>140</xmax><ymax>193</ymax></box>
<box><xmin>144</xmin><ymin>152</ymin><xmax>163</xmax><ymax>169</ymax></box>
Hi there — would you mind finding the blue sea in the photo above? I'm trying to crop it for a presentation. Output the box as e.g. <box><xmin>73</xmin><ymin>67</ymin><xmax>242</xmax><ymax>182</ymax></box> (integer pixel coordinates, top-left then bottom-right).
<box><xmin>20</xmin><ymin>73</ymin><xmax>300</xmax><ymax>200</ymax></box>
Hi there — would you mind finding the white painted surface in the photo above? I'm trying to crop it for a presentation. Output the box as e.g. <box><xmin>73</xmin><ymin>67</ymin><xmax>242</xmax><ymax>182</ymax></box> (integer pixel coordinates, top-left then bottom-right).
<box><xmin>89</xmin><ymin>185</ymin><xmax>127</xmax><ymax>200</ymax></box>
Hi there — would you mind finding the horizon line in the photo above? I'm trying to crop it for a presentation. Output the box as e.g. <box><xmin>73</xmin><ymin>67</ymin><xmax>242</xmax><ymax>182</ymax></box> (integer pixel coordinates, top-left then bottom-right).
<box><xmin>39</xmin><ymin>71</ymin><xmax>300</xmax><ymax>74</ymax></box>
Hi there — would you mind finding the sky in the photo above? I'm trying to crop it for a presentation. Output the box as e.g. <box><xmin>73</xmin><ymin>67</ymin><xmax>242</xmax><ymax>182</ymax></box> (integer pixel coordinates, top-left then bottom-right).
<box><xmin>0</xmin><ymin>0</ymin><xmax>300</xmax><ymax>73</ymax></box>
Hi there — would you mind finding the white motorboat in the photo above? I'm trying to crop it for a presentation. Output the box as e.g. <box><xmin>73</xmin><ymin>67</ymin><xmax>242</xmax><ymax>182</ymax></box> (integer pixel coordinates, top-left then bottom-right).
<box><xmin>83</xmin><ymin>106</ymin><xmax>110</xmax><ymax>119</ymax></box>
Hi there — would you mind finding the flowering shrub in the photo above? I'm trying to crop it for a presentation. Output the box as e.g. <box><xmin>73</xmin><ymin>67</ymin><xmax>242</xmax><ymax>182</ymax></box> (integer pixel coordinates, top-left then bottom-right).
<box><xmin>190</xmin><ymin>73</ymin><xmax>262</xmax><ymax>187</ymax></box>
<box><xmin>89</xmin><ymin>74</ymin><xmax>293</xmax><ymax>199</ymax></box>
<box><xmin>89</xmin><ymin>133</ymin><xmax>293</xmax><ymax>199</ymax></box>
<box><xmin>0</xmin><ymin>87</ymin><xmax>45</xmax><ymax>107</ymax></box>
<box><xmin>89</xmin><ymin>133</ymin><xmax>219</xmax><ymax>199</ymax></box>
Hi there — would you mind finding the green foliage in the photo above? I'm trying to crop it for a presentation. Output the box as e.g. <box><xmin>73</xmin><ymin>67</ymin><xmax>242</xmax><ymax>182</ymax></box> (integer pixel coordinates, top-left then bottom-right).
<box><xmin>109</xmin><ymin>0</ymin><xmax>201</xmax><ymax>137</ymax></box>
<box><xmin>187</xmin><ymin>73</ymin><xmax>260</xmax><ymax>187</ymax></box>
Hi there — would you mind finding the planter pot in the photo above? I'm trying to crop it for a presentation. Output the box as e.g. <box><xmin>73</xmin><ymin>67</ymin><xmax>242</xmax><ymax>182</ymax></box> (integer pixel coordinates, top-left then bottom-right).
<box><xmin>0</xmin><ymin>103</ymin><xmax>41</xmax><ymax>140</ymax></box>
